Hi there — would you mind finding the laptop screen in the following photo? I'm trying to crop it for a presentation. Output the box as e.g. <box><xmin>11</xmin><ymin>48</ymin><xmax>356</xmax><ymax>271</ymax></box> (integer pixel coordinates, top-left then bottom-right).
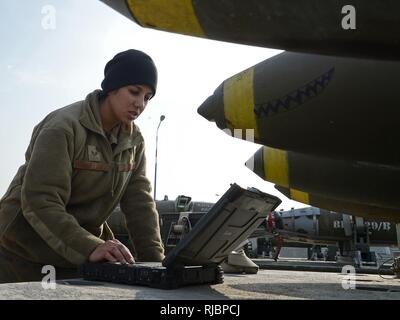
<box><xmin>162</xmin><ymin>183</ymin><xmax>281</xmax><ymax>267</ymax></box>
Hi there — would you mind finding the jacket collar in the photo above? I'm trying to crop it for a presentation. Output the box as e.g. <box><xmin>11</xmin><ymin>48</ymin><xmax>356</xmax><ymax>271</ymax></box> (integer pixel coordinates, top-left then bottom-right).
<box><xmin>79</xmin><ymin>90</ymin><xmax>143</xmax><ymax>154</ymax></box>
<box><xmin>79</xmin><ymin>90</ymin><xmax>106</xmax><ymax>136</ymax></box>
<box><xmin>113</xmin><ymin>121</ymin><xmax>143</xmax><ymax>156</ymax></box>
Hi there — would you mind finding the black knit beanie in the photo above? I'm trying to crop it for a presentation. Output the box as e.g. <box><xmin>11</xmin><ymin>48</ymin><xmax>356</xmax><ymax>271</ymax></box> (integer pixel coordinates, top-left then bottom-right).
<box><xmin>101</xmin><ymin>49</ymin><xmax>158</xmax><ymax>97</ymax></box>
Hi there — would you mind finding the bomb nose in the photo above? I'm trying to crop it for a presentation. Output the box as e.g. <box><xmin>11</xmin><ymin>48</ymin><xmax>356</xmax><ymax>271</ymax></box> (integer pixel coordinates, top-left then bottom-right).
<box><xmin>197</xmin><ymin>93</ymin><xmax>228</xmax><ymax>129</ymax></box>
<box><xmin>197</xmin><ymin>95</ymin><xmax>216</xmax><ymax>122</ymax></box>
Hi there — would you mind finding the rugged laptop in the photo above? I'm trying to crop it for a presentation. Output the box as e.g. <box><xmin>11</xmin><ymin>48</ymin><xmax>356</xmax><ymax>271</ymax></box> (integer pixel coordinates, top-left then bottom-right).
<box><xmin>79</xmin><ymin>183</ymin><xmax>281</xmax><ymax>289</ymax></box>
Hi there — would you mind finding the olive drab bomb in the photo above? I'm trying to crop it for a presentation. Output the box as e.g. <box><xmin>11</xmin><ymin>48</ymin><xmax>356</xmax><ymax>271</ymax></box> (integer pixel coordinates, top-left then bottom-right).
<box><xmin>101</xmin><ymin>0</ymin><xmax>400</xmax><ymax>60</ymax></box>
<box><xmin>197</xmin><ymin>51</ymin><xmax>400</xmax><ymax>217</ymax></box>
<box><xmin>197</xmin><ymin>51</ymin><xmax>400</xmax><ymax>165</ymax></box>
<box><xmin>245</xmin><ymin>146</ymin><xmax>400</xmax><ymax>222</ymax></box>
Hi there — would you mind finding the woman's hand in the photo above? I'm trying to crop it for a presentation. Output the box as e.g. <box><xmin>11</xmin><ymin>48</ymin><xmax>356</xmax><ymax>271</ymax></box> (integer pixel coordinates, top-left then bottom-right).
<box><xmin>89</xmin><ymin>239</ymin><xmax>135</xmax><ymax>264</ymax></box>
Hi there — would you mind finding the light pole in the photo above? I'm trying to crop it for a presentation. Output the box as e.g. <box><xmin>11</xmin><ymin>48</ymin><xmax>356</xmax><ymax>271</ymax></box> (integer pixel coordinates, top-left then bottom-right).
<box><xmin>154</xmin><ymin>115</ymin><xmax>165</xmax><ymax>200</ymax></box>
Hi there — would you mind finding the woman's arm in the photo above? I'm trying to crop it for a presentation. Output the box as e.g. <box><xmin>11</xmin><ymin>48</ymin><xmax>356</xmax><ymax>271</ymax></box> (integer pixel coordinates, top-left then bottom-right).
<box><xmin>21</xmin><ymin>127</ymin><xmax>104</xmax><ymax>265</ymax></box>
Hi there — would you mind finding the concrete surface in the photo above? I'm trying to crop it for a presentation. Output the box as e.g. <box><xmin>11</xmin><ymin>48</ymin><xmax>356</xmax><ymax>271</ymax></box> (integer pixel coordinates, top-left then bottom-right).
<box><xmin>0</xmin><ymin>269</ymin><xmax>399</xmax><ymax>300</ymax></box>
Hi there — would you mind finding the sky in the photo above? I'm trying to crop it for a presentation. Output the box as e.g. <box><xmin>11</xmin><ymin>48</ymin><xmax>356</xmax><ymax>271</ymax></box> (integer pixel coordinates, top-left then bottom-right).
<box><xmin>0</xmin><ymin>0</ymin><xmax>306</xmax><ymax>210</ymax></box>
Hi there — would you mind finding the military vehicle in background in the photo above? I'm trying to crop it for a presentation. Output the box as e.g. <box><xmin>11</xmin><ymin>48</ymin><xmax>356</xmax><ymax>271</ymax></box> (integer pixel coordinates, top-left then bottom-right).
<box><xmin>251</xmin><ymin>207</ymin><xmax>399</xmax><ymax>266</ymax></box>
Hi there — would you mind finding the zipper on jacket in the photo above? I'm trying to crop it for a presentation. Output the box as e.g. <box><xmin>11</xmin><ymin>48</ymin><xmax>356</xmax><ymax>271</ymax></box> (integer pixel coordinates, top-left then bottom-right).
<box><xmin>111</xmin><ymin>164</ymin><xmax>115</xmax><ymax>197</ymax></box>
<box><xmin>101</xmin><ymin>134</ymin><xmax>116</xmax><ymax>197</ymax></box>
<box><xmin>110</xmin><ymin>152</ymin><xmax>124</xmax><ymax>197</ymax></box>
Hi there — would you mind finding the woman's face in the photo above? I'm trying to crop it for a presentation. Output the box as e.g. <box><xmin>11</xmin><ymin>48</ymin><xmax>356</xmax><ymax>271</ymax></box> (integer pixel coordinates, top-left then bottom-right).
<box><xmin>108</xmin><ymin>84</ymin><xmax>153</xmax><ymax>126</ymax></box>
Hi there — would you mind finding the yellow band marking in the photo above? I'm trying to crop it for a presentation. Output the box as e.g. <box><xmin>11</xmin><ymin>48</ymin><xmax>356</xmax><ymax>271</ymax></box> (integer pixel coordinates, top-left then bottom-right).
<box><xmin>263</xmin><ymin>147</ymin><xmax>289</xmax><ymax>187</ymax></box>
<box><xmin>290</xmin><ymin>188</ymin><xmax>310</xmax><ymax>204</ymax></box>
<box><xmin>223</xmin><ymin>67</ymin><xmax>259</xmax><ymax>140</ymax></box>
<box><xmin>127</xmin><ymin>0</ymin><xmax>205</xmax><ymax>37</ymax></box>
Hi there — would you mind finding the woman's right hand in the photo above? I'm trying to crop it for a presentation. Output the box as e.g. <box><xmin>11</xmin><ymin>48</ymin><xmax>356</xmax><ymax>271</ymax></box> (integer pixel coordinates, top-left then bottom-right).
<box><xmin>89</xmin><ymin>239</ymin><xmax>135</xmax><ymax>264</ymax></box>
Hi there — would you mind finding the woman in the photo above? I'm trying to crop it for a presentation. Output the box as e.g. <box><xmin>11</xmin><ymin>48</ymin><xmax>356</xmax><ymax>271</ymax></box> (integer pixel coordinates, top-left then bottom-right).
<box><xmin>0</xmin><ymin>49</ymin><xmax>165</xmax><ymax>283</ymax></box>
